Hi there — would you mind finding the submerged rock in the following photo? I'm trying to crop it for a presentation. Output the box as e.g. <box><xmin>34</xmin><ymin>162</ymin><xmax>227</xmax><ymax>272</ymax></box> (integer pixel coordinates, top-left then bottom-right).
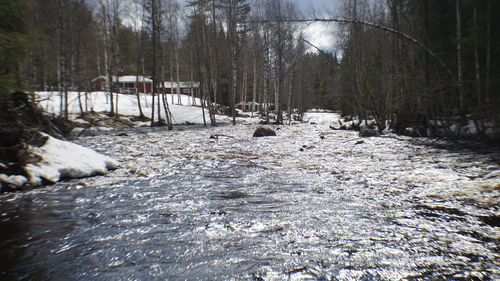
<box><xmin>359</xmin><ymin>126</ymin><xmax>379</xmax><ymax>137</ymax></box>
<box><xmin>253</xmin><ymin>127</ymin><xmax>276</xmax><ymax>137</ymax></box>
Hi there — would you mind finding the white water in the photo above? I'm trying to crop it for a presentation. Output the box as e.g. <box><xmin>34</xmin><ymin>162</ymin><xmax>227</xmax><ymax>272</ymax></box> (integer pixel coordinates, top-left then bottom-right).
<box><xmin>1</xmin><ymin>113</ymin><xmax>498</xmax><ymax>280</ymax></box>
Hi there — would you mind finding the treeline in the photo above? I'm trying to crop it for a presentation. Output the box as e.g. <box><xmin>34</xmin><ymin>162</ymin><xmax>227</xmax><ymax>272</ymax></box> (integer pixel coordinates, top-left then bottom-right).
<box><xmin>1</xmin><ymin>0</ymin><xmax>338</xmax><ymax>126</ymax></box>
<box><xmin>7</xmin><ymin>0</ymin><xmax>494</xmax><ymax>139</ymax></box>
<box><xmin>337</xmin><ymin>0</ymin><xmax>500</xmax><ymax>140</ymax></box>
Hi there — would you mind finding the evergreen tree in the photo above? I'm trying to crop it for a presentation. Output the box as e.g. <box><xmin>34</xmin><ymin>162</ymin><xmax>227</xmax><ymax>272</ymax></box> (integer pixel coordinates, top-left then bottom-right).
<box><xmin>0</xmin><ymin>0</ymin><xmax>26</xmax><ymax>94</ymax></box>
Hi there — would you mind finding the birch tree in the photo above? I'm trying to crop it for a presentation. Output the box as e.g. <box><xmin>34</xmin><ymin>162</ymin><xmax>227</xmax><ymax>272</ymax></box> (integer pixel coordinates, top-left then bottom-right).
<box><xmin>220</xmin><ymin>0</ymin><xmax>250</xmax><ymax>125</ymax></box>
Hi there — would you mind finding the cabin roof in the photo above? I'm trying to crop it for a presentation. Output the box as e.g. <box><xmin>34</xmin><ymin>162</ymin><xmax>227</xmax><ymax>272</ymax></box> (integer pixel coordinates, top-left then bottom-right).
<box><xmin>91</xmin><ymin>75</ymin><xmax>152</xmax><ymax>83</ymax></box>
<box><xmin>92</xmin><ymin>76</ymin><xmax>199</xmax><ymax>87</ymax></box>
<box><xmin>161</xmin><ymin>81</ymin><xmax>201</xmax><ymax>88</ymax></box>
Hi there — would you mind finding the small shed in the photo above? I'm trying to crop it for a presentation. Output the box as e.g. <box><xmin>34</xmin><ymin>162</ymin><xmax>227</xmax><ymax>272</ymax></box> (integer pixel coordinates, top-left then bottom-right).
<box><xmin>159</xmin><ymin>81</ymin><xmax>200</xmax><ymax>96</ymax></box>
<box><xmin>236</xmin><ymin>102</ymin><xmax>260</xmax><ymax>112</ymax></box>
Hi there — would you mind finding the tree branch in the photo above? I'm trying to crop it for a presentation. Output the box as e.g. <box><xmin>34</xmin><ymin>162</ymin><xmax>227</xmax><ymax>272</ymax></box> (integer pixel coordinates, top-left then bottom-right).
<box><xmin>243</xmin><ymin>17</ymin><xmax>454</xmax><ymax>79</ymax></box>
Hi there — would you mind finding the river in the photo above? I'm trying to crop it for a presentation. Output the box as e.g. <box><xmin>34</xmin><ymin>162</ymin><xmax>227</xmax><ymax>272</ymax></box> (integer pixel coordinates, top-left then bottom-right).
<box><xmin>1</xmin><ymin>113</ymin><xmax>498</xmax><ymax>280</ymax></box>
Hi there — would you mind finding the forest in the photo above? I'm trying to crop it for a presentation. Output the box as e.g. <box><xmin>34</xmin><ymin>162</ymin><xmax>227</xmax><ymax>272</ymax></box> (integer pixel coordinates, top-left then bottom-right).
<box><xmin>1</xmin><ymin>1</ymin><xmax>500</xmax><ymax>279</ymax></box>
<box><xmin>1</xmin><ymin>0</ymin><xmax>499</xmax><ymax>141</ymax></box>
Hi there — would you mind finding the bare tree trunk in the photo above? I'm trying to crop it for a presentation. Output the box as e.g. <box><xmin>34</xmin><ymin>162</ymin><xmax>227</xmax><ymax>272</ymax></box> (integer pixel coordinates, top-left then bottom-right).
<box><xmin>264</xmin><ymin>39</ymin><xmax>270</xmax><ymax>123</ymax></box>
<box><xmin>200</xmin><ymin>15</ymin><xmax>216</xmax><ymax>125</ymax></box>
<box><xmin>297</xmin><ymin>67</ymin><xmax>303</xmax><ymax>117</ymax></box>
<box><xmin>115</xmin><ymin>93</ymin><xmax>119</xmax><ymax>116</ymax></box>
<box><xmin>135</xmin><ymin>5</ymin><xmax>145</xmax><ymax>118</ymax></box>
<box><xmin>195</xmin><ymin>26</ymin><xmax>208</xmax><ymax>126</ymax></box>
<box><xmin>83</xmin><ymin>46</ymin><xmax>89</xmax><ymax>113</ymax></box>
<box><xmin>287</xmin><ymin>72</ymin><xmax>293</xmax><ymax>125</ymax></box>
<box><xmin>176</xmin><ymin>44</ymin><xmax>182</xmax><ymax>105</ymax></box>
<box><xmin>100</xmin><ymin>0</ymin><xmax>114</xmax><ymax>117</ymax></box>
<box><xmin>211</xmin><ymin>0</ymin><xmax>219</xmax><ymax>105</ymax></box>
<box><xmin>170</xmin><ymin>44</ymin><xmax>175</xmax><ymax>105</ymax></box>
<box><xmin>473</xmin><ymin>7</ymin><xmax>481</xmax><ymax>106</ymax></box>
<box><xmin>456</xmin><ymin>0</ymin><xmax>464</xmax><ymax>110</ymax></box>
<box><xmin>242</xmin><ymin>48</ymin><xmax>248</xmax><ymax>103</ymax></box>
<box><xmin>252</xmin><ymin>55</ymin><xmax>258</xmax><ymax>116</ymax></box>
<box><xmin>274</xmin><ymin>69</ymin><xmax>279</xmax><ymax>122</ymax></box>
<box><xmin>76</xmin><ymin>44</ymin><xmax>84</xmax><ymax>116</ymax></box>
<box><xmin>206</xmin><ymin>41</ymin><xmax>216</xmax><ymax>107</ymax></box>
<box><xmin>190</xmin><ymin>50</ymin><xmax>195</xmax><ymax>106</ymax></box>
<box><xmin>56</xmin><ymin>0</ymin><xmax>68</xmax><ymax>119</ymax></box>
<box><xmin>96</xmin><ymin>37</ymin><xmax>101</xmax><ymax>78</ymax></box>
<box><xmin>142</xmin><ymin>58</ymin><xmax>148</xmax><ymax>107</ymax></box>
<box><xmin>231</xmin><ymin>50</ymin><xmax>238</xmax><ymax>125</ymax></box>
<box><xmin>259</xmin><ymin>64</ymin><xmax>265</xmax><ymax>115</ymax></box>
<box><xmin>57</xmin><ymin>54</ymin><xmax>63</xmax><ymax>116</ymax></box>
<box><xmin>160</xmin><ymin>39</ymin><xmax>172</xmax><ymax>129</ymax></box>
<box><xmin>162</xmin><ymin>91</ymin><xmax>173</xmax><ymax>130</ymax></box>
<box><xmin>150</xmin><ymin>0</ymin><xmax>157</xmax><ymax>126</ymax></box>
<box><xmin>485</xmin><ymin>0</ymin><xmax>491</xmax><ymax>103</ymax></box>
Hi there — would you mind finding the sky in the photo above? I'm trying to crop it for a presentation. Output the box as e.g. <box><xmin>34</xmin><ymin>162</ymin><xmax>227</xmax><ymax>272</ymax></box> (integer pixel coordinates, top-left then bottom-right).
<box><xmin>296</xmin><ymin>0</ymin><xmax>343</xmax><ymax>53</ymax></box>
<box><xmin>122</xmin><ymin>0</ymin><xmax>343</xmax><ymax>54</ymax></box>
<box><xmin>178</xmin><ymin>0</ymin><xmax>343</xmax><ymax>53</ymax></box>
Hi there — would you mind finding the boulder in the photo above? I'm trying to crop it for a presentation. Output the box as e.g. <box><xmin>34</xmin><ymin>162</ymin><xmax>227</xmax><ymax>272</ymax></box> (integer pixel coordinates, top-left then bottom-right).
<box><xmin>359</xmin><ymin>126</ymin><xmax>379</xmax><ymax>137</ymax></box>
<box><xmin>253</xmin><ymin>127</ymin><xmax>276</xmax><ymax>137</ymax></box>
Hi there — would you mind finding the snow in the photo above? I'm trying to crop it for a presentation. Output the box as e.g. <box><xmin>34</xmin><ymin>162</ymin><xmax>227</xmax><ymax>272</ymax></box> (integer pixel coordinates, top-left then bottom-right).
<box><xmin>161</xmin><ymin>81</ymin><xmax>200</xmax><ymax>88</ymax></box>
<box><xmin>117</xmin><ymin>76</ymin><xmax>152</xmax><ymax>83</ymax></box>
<box><xmin>36</xmin><ymin>91</ymin><xmax>266</xmax><ymax>127</ymax></box>
<box><xmin>36</xmin><ymin>91</ymin><xmax>210</xmax><ymax>125</ymax></box>
<box><xmin>0</xmin><ymin>174</ymin><xmax>28</xmax><ymax>188</ymax></box>
<box><xmin>24</xmin><ymin>134</ymin><xmax>119</xmax><ymax>185</ymax></box>
<box><xmin>91</xmin><ymin>75</ymin><xmax>152</xmax><ymax>83</ymax></box>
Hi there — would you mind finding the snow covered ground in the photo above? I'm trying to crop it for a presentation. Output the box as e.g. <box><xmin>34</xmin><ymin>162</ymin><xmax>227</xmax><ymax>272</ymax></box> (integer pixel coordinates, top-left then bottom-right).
<box><xmin>36</xmin><ymin>91</ymin><xmax>261</xmax><ymax>126</ymax></box>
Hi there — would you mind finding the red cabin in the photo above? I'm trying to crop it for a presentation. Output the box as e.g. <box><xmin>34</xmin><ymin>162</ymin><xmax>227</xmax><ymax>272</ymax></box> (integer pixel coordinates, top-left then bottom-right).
<box><xmin>92</xmin><ymin>75</ymin><xmax>153</xmax><ymax>94</ymax></box>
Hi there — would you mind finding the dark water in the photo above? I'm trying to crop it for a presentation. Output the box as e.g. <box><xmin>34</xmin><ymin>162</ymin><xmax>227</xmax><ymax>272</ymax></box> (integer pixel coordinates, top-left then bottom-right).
<box><xmin>1</xmin><ymin>120</ymin><xmax>499</xmax><ymax>280</ymax></box>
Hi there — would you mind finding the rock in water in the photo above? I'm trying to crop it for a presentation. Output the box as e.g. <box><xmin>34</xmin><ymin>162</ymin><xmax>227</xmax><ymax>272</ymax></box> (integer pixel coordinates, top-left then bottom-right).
<box><xmin>359</xmin><ymin>126</ymin><xmax>379</xmax><ymax>137</ymax></box>
<box><xmin>253</xmin><ymin>127</ymin><xmax>276</xmax><ymax>137</ymax></box>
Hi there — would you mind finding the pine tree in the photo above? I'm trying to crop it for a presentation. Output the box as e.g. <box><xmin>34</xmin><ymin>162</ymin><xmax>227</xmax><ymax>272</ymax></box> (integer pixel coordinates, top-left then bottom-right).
<box><xmin>0</xmin><ymin>0</ymin><xmax>26</xmax><ymax>94</ymax></box>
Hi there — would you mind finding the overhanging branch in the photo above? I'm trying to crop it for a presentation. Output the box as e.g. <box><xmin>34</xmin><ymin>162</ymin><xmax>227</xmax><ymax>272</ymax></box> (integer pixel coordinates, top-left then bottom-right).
<box><xmin>244</xmin><ymin>18</ymin><xmax>455</xmax><ymax>79</ymax></box>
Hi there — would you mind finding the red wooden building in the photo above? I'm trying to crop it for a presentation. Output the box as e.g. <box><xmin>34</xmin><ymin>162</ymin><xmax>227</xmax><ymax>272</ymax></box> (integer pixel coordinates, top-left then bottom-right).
<box><xmin>92</xmin><ymin>75</ymin><xmax>153</xmax><ymax>94</ymax></box>
<box><xmin>91</xmin><ymin>76</ymin><xmax>199</xmax><ymax>96</ymax></box>
<box><xmin>158</xmin><ymin>81</ymin><xmax>200</xmax><ymax>96</ymax></box>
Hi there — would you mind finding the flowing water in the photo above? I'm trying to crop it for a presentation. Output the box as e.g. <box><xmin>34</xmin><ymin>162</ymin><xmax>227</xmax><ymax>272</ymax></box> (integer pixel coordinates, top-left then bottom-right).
<box><xmin>1</xmin><ymin>113</ymin><xmax>499</xmax><ymax>280</ymax></box>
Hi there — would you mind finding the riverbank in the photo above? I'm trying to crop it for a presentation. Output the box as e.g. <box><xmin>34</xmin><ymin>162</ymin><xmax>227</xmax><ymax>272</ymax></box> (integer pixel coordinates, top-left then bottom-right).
<box><xmin>1</xmin><ymin>91</ymin><xmax>260</xmax><ymax>191</ymax></box>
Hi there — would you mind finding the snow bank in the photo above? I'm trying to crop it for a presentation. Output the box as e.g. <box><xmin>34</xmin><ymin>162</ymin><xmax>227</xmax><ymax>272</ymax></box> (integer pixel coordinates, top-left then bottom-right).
<box><xmin>23</xmin><ymin>134</ymin><xmax>119</xmax><ymax>185</ymax></box>
<box><xmin>305</xmin><ymin>112</ymin><xmax>342</xmax><ymax>125</ymax></box>
<box><xmin>36</xmin><ymin>91</ymin><xmax>210</xmax><ymax>125</ymax></box>
<box><xmin>0</xmin><ymin>174</ymin><xmax>28</xmax><ymax>187</ymax></box>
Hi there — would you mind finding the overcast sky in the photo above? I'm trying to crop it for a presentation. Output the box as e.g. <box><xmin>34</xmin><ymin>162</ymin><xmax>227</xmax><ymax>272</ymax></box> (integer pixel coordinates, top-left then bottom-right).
<box><xmin>155</xmin><ymin>0</ymin><xmax>343</xmax><ymax>53</ymax></box>
<box><xmin>297</xmin><ymin>0</ymin><xmax>342</xmax><ymax>15</ymax></box>
<box><xmin>295</xmin><ymin>0</ymin><xmax>343</xmax><ymax>53</ymax></box>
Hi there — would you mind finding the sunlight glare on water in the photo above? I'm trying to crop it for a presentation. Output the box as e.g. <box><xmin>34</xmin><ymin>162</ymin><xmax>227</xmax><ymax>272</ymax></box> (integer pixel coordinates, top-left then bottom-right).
<box><xmin>0</xmin><ymin>113</ymin><xmax>498</xmax><ymax>280</ymax></box>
